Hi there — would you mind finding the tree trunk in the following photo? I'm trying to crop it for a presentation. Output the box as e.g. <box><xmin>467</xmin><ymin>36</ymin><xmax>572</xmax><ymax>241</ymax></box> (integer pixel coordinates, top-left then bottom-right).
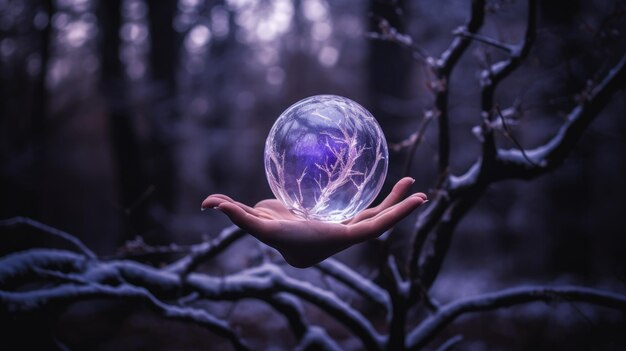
<box><xmin>99</xmin><ymin>0</ymin><xmax>149</xmax><ymax>241</ymax></box>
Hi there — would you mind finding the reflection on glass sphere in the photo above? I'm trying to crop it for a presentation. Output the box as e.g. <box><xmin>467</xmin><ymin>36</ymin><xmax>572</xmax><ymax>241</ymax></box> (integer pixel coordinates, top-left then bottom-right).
<box><xmin>264</xmin><ymin>95</ymin><xmax>388</xmax><ymax>222</ymax></box>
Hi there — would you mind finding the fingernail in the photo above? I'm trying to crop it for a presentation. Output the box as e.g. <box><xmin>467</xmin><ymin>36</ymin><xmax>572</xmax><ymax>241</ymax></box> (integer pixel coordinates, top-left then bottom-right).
<box><xmin>410</xmin><ymin>178</ymin><xmax>416</xmax><ymax>184</ymax></box>
<box><xmin>201</xmin><ymin>207</ymin><xmax>207</xmax><ymax>211</ymax></box>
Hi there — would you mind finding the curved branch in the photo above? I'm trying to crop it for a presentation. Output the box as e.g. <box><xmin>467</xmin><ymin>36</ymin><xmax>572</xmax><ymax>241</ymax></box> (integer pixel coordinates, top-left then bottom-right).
<box><xmin>0</xmin><ymin>282</ymin><xmax>250</xmax><ymax>351</ymax></box>
<box><xmin>0</xmin><ymin>250</ymin><xmax>382</xmax><ymax>351</ymax></box>
<box><xmin>384</xmin><ymin>255</ymin><xmax>410</xmax><ymax>351</ymax></box>
<box><xmin>480</xmin><ymin>0</ymin><xmax>537</xmax><ymax>162</ymax></box>
<box><xmin>0</xmin><ymin>217</ymin><xmax>96</xmax><ymax>259</ymax></box>
<box><xmin>269</xmin><ymin>293</ymin><xmax>342</xmax><ymax>351</ymax></box>
<box><xmin>437</xmin><ymin>0</ymin><xmax>486</xmax><ymax>74</ymax></box>
<box><xmin>434</xmin><ymin>335</ymin><xmax>464</xmax><ymax>351</ymax></box>
<box><xmin>409</xmin><ymin>193</ymin><xmax>451</xmax><ymax>282</ymax></box>
<box><xmin>496</xmin><ymin>52</ymin><xmax>626</xmax><ymax>180</ymax></box>
<box><xmin>454</xmin><ymin>30</ymin><xmax>514</xmax><ymax>53</ymax></box>
<box><xmin>187</xmin><ymin>264</ymin><xmax>385</xmax><ymax>351</ymax></box>
<box><xmin>315</xmin><ymin>258</ymin><xmax>391</xmax><ymax>314</ymax></box>
<box><xmin>295</xmin><ymin>325</ymin><xmax>343</xmax><ymax>351</ymax></box>
<box><xmin>408</xmin><ymin>0</ymin><xmax>486</xmax><ymax>285</ymax></box>
<box><xmin>143</xmin><ymin>263</ymin><xmax>384</xmax><ymax>351</ymax></box>
<box><xmin>166</xmin><ymin>225</ymin><xmax>244</xmax><ymax>275</ymax></box>
<box><xmin>407</xmin><ymin>285</ymin><xmax>626</xmax><ymax>350</ymax></box>
<box><xmin>415</xmin><ymin>191</ymin><xmax>484</xmax><ymax>291</ymax></box>
<box><xmin>436</xmin><ymin>0</ymin><xmax>486</xmax><ymax>175</ymax></box>
<box><xmin>0</xmin><ymin>249</ymin><xmax>88</xmax><ymax>288</ymax></box>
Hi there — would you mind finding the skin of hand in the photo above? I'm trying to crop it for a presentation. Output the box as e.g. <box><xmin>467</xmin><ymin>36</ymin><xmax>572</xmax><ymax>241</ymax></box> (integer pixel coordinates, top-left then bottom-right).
<box><xmin>201</xmin><ymin>177</ymin><xmax>427</xmax><ymax>268</ymax></box>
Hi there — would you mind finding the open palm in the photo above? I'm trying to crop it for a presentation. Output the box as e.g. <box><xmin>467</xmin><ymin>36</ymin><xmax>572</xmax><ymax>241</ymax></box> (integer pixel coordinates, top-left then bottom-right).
<box><xmin>201</xmin><ymin>177</ymin><xmax>427</xmax><ymax>267</ymax></box>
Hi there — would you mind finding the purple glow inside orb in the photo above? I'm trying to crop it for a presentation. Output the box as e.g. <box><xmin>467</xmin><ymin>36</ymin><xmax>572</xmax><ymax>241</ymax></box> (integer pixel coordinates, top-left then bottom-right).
<box><xmin>264</xmin><ymin>95</ymin><xmax>388</xmax><ymax>222</ymax></box>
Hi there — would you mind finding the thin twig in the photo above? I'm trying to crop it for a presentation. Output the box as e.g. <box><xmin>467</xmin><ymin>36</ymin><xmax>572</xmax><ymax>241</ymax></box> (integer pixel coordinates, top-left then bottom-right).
<box><xmin>393</xmin><ymin>109</ymin><xmax>438</xmax><ymax>177</ymax></box>
<box><xmin>367</xmin><ymin>15</ymin><xmax>431</xmax><ymax>63</ymax></box>
<box><xmin>495</xmin><ymin>105</ymin><xmax>539</xmax><ymax>166</ymax></box>
<box><xmin>454</xmin><ymin>29</ymin><xmax>515</xmax><ymax>53</ymax></box>
<box><xmin>0</xmin><ymin>217</ymin><xmax>96</xmax><ymax>259</ymax></box>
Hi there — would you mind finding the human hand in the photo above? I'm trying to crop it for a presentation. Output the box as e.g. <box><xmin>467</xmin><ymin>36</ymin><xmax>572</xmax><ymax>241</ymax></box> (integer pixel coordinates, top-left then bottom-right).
<box><xmin>201</xmin><ymin>177</ymin><xmax>427</xmax><ymax>268</ymax></box>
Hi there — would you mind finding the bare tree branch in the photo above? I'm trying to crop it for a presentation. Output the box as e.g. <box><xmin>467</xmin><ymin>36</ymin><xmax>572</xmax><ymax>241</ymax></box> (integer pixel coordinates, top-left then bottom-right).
<box><xmin>166</xmin><ymin>225</ymin><xmax>244</xmax><ymax>275</ymax></box>
<box><xmin>453</xmin><ymin>29</ymin><xmax>514</xmax><ymax>53</ymax></box>
<box><xmin>407</xmin><ymin>286</ymin><xmax>626</xmax><ymax>350</ymax></box>
<box><xmin>229</xmin><ymin>264</ymin><xmax>385</xmax><ymax>351</ymax></box>
<box><xmin>0</xmin><ymin>217</ymin><xmax>96</xmax><ymax>259</ymax></box>
<box><xmin>409</xmin><ymin>0</ymin><xmax>626</xmax><ymax>301</ymax></box>
<box><xmin>384</xmin><ymin>255</ymin><xmax>409</xmax><ymax>351</ymax></box>
<box><xmin>406</xmin><ymin>1</ymin><xmax>487</xmax><ymax>286</ymax></box>
<box><xmin>408</xmin><ymin>193</ymin><xmax>451</xmax><ymax>284</ymax></box>
<box><xmin>371</xmin><ymin>1</ymin><xmax>486</xmax><ymax>177</ymax></box>
<box><xmin>480</xmin><ymin>0</ymin><xmax>537</xmax><ymax>161</ymax></box>
<box><xmin>315</xmin><ymin>258</ymin><xmax>391</xmax><ymax>315</ymax></box>
<box><xmin>295</xmin><ymin>325</ymin><xmax>343</xmax><ymax>351</ymax></box>
<box><xmin>436</xmin><ymin>0</ymin><xmax>486</xmax><ymax>75</ymax></box>
<box><xmin>416</xmin><ymin>192</ymin><xmax>483</xmax><ymax>290</ymax></box>
<box><xmin>435</xmin><ymin>0</ymin><xmax>486</xmax><ymax>176</ymax></box>
<box><xmin>0</xmin><ymin>250</ymin><xmax>382</xmax><ymax>351</ymax></box>
<box><xmin>269</xmin><ymin>293</ymin><xmax>342</xmax><ymax>351</ymax></box>
<box><xmin>392</xmin><ymin>109</ymin><xmax>437</xmax><ymax>177</ymax></box>
<box><xmin>495</xmin><ymin>52</ymin><xmax>626</xmax><ymax>180</ymax></box>
<box><xmin>494</xmin><ymin>105</ymin><xmax>539</xmax><ymax>167</ymax></box>
<box><xmin>0</xmin><ymin>282</ymin><xmax>250</xmax><ymax>351</ymax></box>
<box><xmin>434</xmin><ymin>335</ymin><xmax>464</xmax><ymax>351</ymax></box>
<box><xmin>111</xmin><ymin>236</ymin><xmax>193</xmax><ymax>259</ymax></box>
<box><xmin>0</xmin><ymin>249</ymin><xmax>87</xmax><ymax>289</ymax></box>
<box><xmin>367</xmin><ymin>16</ymin><xmax>431</xmax><ymax>63</ymax></box>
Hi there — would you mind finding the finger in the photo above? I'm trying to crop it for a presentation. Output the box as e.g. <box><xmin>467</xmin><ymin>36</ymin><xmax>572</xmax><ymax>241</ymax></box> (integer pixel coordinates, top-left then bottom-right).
<box><xmin>377</xmin><ymin>177</ymin><xmax>417</xmax><ymax>209</ymax></box>
<box><xmin>201</xmin><ymin>195</ymin><xmax>230</xmax><ymax>210</ymax></box>
<box><xmin>370</xmin><ymin>194</ymin><xmax>425</xmax><ymax>220</ymax></box>
<box><xmin>349</xmin><ymin>194</ymin><xmax>426</xmax><ymax>240</ymax></box>
<box><xmin>351</xmin><ymin>177</ymin><xmax>416</xmax><ymax>222</ymax></box>
<box><xmin>202</xmin><ymin>195</ymin><xmax>270</xmax><ymax>218</ymax></box>
<box><xmin>216</xmin><ymin>202</ymin><xmax>278</xmax><ymax>235</ymax></box>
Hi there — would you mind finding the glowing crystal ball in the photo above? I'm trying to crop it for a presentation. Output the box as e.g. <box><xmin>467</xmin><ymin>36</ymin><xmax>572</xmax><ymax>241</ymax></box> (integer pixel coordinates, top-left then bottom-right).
<box><xmin>264</xmin><ymin>95</ymin><xmax>388</xmax><ymax>222</ymax></box>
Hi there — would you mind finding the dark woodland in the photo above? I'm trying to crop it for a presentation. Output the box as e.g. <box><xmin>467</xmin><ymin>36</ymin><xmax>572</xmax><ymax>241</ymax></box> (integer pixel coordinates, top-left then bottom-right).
<box><xmin>1</xmin><ymin>0</ymin><xmax>626</xmax><ymax>350</ymax></box>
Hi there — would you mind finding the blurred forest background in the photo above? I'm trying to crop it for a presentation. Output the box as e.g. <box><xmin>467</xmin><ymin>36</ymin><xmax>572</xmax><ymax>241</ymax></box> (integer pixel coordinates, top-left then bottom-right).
<box><xmin>1</xmin><ymin>0</ymin><xmax>626</xmax><ymax>350</ymax></box>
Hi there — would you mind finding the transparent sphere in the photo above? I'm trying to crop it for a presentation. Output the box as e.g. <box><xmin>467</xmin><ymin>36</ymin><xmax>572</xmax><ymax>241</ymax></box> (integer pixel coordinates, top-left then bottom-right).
<box><xmin>264</xmin><ymin>95</ymin><xmax>388</xmax><ymax>223</ymax></box>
